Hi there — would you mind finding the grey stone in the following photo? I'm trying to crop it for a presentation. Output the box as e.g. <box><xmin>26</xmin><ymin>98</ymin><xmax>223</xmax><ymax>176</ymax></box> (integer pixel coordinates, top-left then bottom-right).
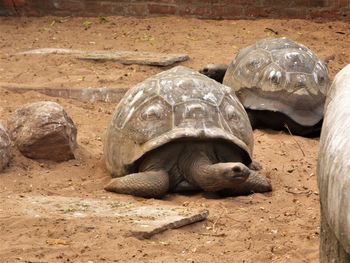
<box><xmin>0</xmin><ymin>122</ymin><xmax>11</xmax><ymax>171</ymax></box>
<box><xmin>8</xmin><ymin>101</ymin><xmax>77</xmax><ymax>162</ymax></box>
<box><xmin>17</xmin><ymin>48</ymin><xmax>189</xmax><ymax>66</ymax></box>
<box><xmin>1</xmin><ymin>83</ymin><xmax>128</xmax><ymax>103</ymax></box>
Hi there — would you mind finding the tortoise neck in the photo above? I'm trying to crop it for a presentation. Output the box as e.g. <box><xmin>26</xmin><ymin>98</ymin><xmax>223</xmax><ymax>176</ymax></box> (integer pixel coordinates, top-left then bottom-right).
<box><xmin>180</xmin><ymin>145</ymin><xmax>222</xmax><ymax>191</ymax></box>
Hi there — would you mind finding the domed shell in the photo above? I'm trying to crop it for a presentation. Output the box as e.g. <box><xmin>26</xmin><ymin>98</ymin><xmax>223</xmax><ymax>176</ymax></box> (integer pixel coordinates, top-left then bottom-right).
<box><xmin>104</xmin><ymin>66</ymin><xmax>253</xmax><ymax>177</ymax></box>
<box><xmin>223</xmin><ymin>37</ymin><xmax>330</xmax><ymax>126</ymax></box>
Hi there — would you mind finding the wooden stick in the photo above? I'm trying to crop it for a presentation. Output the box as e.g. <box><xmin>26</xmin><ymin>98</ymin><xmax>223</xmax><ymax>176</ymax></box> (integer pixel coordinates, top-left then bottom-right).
<box><xmin>284</xmin><ymin>123</ymin><xmax>306</xmax><ymax>157</ymax></box>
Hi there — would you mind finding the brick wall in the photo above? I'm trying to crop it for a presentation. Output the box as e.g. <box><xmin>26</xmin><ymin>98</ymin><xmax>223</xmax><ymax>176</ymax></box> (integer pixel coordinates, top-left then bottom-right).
<box><xmin>1</xmin><ymin>0</ymin><xmax>349</xmax><ymax>18</ymax></box>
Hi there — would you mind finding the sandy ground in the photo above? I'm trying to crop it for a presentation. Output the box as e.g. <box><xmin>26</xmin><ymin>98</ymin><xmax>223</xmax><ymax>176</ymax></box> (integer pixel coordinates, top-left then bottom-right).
<box><xmin>0</xmin><ymin>16</ymin><xmax>349</xmax><ymax>263</ymax></box>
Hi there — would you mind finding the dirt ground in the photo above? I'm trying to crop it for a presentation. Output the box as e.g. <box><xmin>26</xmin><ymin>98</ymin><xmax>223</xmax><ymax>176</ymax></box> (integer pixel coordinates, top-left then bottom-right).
<box><xmin>0</xmin><ymin>15</ymin><xmax>349</xmax><ymax>263</ymax></box>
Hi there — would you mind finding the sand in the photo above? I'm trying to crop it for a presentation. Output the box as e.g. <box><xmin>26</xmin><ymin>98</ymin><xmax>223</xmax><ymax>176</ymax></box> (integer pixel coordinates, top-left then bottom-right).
<box><xmin>0</xmin><ymin>15</ymin><xmax>349</xmax><ymax>262</ymax></box>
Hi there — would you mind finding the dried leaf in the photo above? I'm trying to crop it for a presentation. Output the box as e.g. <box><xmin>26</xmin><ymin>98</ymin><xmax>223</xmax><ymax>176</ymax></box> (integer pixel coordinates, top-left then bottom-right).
<box><xmin>83</xmin><ymin>21</ymin><xmax>93</xmax><ymax>30</ymax></box>
<box><xmin>264</xmin><ymin>27</ymin><xmax>279</xmax><ymax>36</ymax></box>
<box><xmin>46</xmin><ymin>239</ymin><xmax>70</xmax><ymax>245</ymax></box>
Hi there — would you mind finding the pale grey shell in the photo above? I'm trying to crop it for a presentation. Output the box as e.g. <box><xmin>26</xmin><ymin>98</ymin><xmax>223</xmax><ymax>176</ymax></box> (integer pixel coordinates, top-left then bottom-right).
<box><xmin>317</xmin><ymin>64</ymin><xmax>350</xmax><ymax>254</ymax></box>
<box><xmin>224</xmin><ymin>37</ymin><xmax>329</xmax><ymax>126</ymax></box>
<box><xmin>104</xmin><ymin>66</ymin><xmax>253</xmax><ymax>177</ymax></box>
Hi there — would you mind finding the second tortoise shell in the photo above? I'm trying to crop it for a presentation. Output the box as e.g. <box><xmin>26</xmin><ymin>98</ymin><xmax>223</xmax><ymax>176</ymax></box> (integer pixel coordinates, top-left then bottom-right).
<box><xmin>223</xmin><ymin>37</ymin><xmax>330</xmax><ymax>126</ymax></box>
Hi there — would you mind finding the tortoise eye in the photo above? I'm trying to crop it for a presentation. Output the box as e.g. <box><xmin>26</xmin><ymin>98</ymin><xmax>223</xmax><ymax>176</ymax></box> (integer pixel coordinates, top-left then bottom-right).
<box><xmin>226</xmin><ymin>105</ymin><xmax>239</xmax><ymax>121</ymax></box>
<box><xmin>141</xmin><ymin>104</ymin><xmax>164</xmax><ymax>121</ymax></box>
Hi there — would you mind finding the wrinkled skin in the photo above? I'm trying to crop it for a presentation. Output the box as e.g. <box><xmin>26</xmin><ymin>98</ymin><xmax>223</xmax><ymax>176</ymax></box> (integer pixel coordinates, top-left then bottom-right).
<box><xmin>199</xmin><ymin>64</ymin><xmax>228</xmax><ymax>83</ymax></box>
<box><xmin>105</xmin><ymin>141</ymin><xmax>272</xmax><ymax>198</ymax></box>
<box><xmin>199</xmin><ymin>64</ymin><xmax>322</xmax><ymax>137</ymax></box>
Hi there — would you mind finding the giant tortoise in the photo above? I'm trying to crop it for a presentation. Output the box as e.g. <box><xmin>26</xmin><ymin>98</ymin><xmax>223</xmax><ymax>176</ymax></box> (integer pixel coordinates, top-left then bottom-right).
<box><xmin>317</xmin><ymin>64</ymin><xmax>350</xmax><ymax>262</ymax></box>
<box><xmin>200</xmin><ymin>37</ymin><xmax>330</xmax><ymax>136</ymax></box>
<box><xmin>103</xmin><ymin>66</ymin><xmax>271</xmax><ymax>198</ymax></box>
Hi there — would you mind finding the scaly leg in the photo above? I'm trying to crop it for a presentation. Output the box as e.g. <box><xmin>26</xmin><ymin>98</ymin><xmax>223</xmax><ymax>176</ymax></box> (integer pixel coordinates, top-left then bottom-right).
<box><xmin>104</xmin><ymin>170</ymin><xmax>169</xmax><ymax>198</ymax></box>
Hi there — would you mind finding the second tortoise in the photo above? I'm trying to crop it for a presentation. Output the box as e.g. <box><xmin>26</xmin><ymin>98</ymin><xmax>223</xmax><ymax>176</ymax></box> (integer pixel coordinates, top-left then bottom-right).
<box><xmin>200</xmin><ymin>37</ymin><xmax>330</xmax><ymax>136</ymax></box>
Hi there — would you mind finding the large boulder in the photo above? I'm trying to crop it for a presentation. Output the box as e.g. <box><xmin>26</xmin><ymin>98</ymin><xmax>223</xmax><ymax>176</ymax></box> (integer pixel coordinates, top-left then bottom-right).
<box><xmin>317</xmin><ymin>64</ymin><xmax>350</xmax><ymax>262</ymax></box>
<box><xmin>0</xmin><ymin>122</ymin><xmax>11</xmax><ymax>171</ymax></box>
<box><xmin>8</xmin><ymin>101</ymin><xmax>77</xmax><ymax>162</ymax></box>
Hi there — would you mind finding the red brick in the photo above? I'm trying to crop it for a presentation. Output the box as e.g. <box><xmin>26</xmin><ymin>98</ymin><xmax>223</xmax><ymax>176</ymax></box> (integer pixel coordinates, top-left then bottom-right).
<box><xmin>85</xmin><ymin>2</ymin><xmax>125</xmax><ymax>16</ymax></box>
<box><xmin>0</xmin><ymin>0</ymin><xmax>14</xmax><ymax>15</ymax></box>
<box><xmin>0</xmin><ymin>0</ymin><xmax>347</xmax><ymax>19</ymax></box>
<box><xmin>178</xmin><ymin>6</ymin><xmax>212</xmax><ymax>17</ymax></box>
<box><xmin>282</xmin><ymin>7</ymin><xmax>310</xmax><ymax>18</ymax></box>
<box><xmin>2</xmin><ymin>0</ymin><xmax>15</xmax><ymax>9</ymax></box>
<box><xmin>213</xmin><ymin>0</ymin><xmax>262</xmax><ymax>6</ymax></box>
<box><xmin>309</xmin><ymin>8</ymin><xmax>342</xmax><ymax>18</ymax></box>
<box><xmin>179</xmin><ymin>4</ymin><xmax>245</xmax><ymax>18</ymax></box>
<box><xmin>42</xmin><ymin>0</ymin><xmax>85</xmax><ymax>11</ymax></box>
<box><xmin>13</xmin><ymin>0</ymin><xmax>26</xmax><ymax>6</ymax></box>
<box><xmin>244</xmin><ymin>6</ymin><xmax>271</xmax><ymax>17</ymax></box>
<box><xmin>177</xmin><ymin>0</ymin><xmax>218</xmax><ymax>4</ymax></box>
<box><xmin>338</xmin><ymin>0</ymin><xmax>350</xmax><ymax>7</ymax></box>
<box><xmin>148</xmin><ymin>4</ymin><xmax>177</xmax><ymax>15</ymax></box>
<box><xmin>309</xmin><ymin>0</ymin><xmax>326</xmax><ymax>7</ymax></box>
<box><xmin>211</xmin><ymin>5</ymin><xmax>245</xmax><ymax>18</ymax></box>
<box><xmin>125</xmin><ymin>3</ymin><xmax>148</xmax><ymax>16</ymax></box>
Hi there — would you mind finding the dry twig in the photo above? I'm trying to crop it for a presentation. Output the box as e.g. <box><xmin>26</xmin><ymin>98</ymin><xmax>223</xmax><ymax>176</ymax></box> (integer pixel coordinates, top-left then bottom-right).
<box><xmin>284</xmin><ymin>123</ymin><xmax>306</xmax><ymax>157</ymax></box>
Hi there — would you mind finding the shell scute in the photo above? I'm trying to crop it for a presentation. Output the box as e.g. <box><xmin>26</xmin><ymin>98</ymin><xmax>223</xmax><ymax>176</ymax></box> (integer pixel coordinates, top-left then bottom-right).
<box><xmin>123</xmin><ymin>96</ymin><xmax>173</xmax><ymax>144</ymax></box>
<box><xmin>113</xmin><ymin>80</ymin><xmax>159</xmax><ymax>129</ymax></box>
<box><xmin>158</xmin><ymin>76</ymin><xmax>225</xmax><ymax>106</ymax></box>
<box><xmin>233</xmin><ymin>49</ymin><xmax>272</xmax><ymax>88</ymax></box>
<box><xmin>271</xmin><ymin>49</ymin><xmax>315</xmax><ymax>74</ymax></box>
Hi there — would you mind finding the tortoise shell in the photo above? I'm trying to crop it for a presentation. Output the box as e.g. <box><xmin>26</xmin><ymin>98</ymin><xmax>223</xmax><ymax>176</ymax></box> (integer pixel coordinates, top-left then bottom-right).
<box><xmin>104</xmin><ymin>66</ymin><xmax>253</xmax><ymax>177</ymax></box>
<box><xmin>223</xmin><ymin>37</ymin><xmax>330</xmax><ymax>126</ymax></box>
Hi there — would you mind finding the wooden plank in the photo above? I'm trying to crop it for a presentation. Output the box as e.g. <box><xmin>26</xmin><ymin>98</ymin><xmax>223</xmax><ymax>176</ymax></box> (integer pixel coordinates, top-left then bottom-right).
<box><xmin>317</xmin><ymin>64</ymin><xmax>350</xmax><ymax>261</ymax></box>
<box><xmin>17</xmin><ymin>48</ymin><xmax>189</xmax><ymax>66</ymax></box>
<box><xmin>0</xmin><ymin>195</ymin><xmax>209</xmax><ymax>239</ymax></box>
<box><xmin>0</xmin><ymin>83</ymin><xmax>129</xmax><ymax>103</ymax></box>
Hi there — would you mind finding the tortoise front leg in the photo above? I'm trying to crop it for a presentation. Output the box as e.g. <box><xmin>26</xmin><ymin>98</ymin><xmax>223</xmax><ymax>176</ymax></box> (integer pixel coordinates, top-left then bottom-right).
<box><xmin>104</xmin><ymin>170</ymin><xmax>169</xmax><ymax>198</ymax></box>
<box><xmin>249</xmin><ymin>160</ymin><xmax>262</xmax><ymax>171</ymax></box>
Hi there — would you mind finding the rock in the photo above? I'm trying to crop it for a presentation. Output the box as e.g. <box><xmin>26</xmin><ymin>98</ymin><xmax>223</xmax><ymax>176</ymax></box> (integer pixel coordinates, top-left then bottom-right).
<box><xmin>7</xmin><ymin>101</ymin><xmax>77</xmax><ymax>162</ymax></box>
<box><xmin>130</xmin><ymin>209</ymin><xmax>209</xmax><ymax>239</ymax></box>
<box><xmin>0</xmin><ymin>83</ymin><xmax>129</xmax><ymax>103</ymax></box>
<box><xmin>17</xmin><ymin>48</ymin><xmax>189</xmax><ymax>67</ymax></box>
<box><xmin>0</xmin><ymin>122</ymin><xmax>11</xmax><ymax>171</ymax></box>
